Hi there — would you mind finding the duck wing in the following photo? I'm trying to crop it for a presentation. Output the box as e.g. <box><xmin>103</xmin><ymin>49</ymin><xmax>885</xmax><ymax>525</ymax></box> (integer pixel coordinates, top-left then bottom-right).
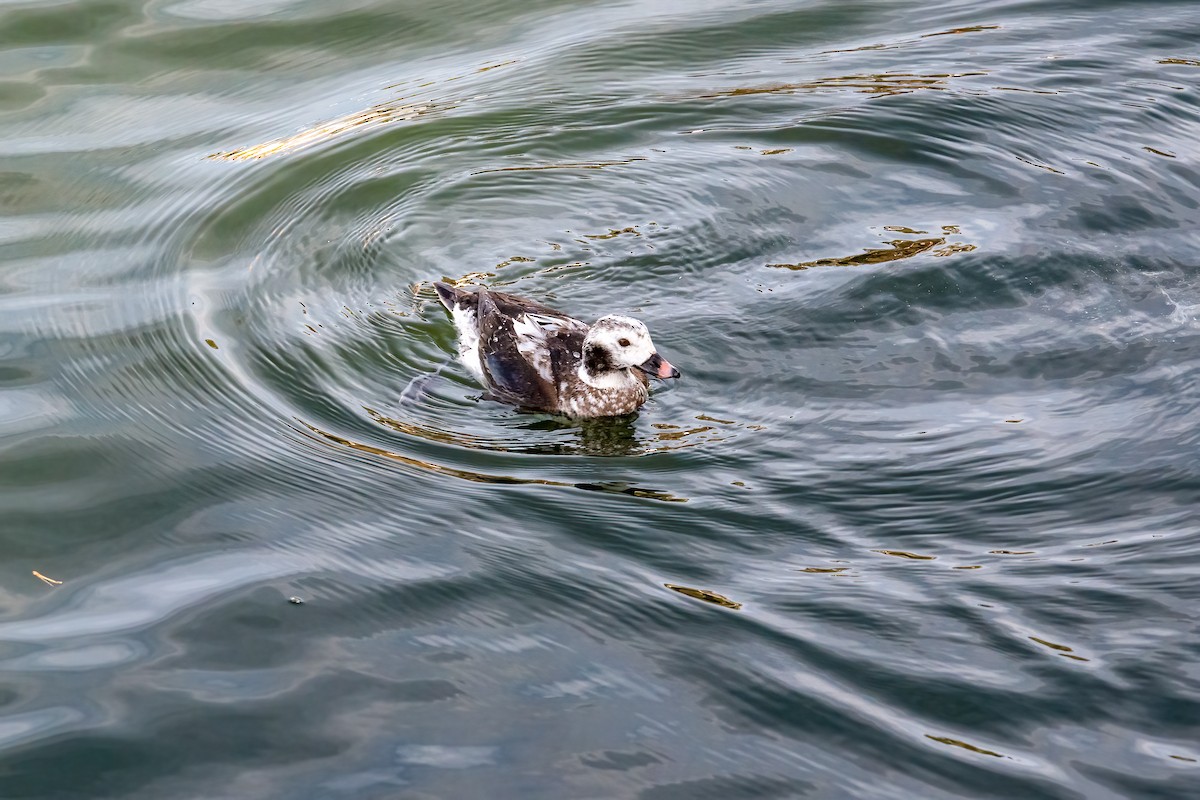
<box><xmin>476</xmin><ymin>289</ymin><xmax>562</xmax><ymax>410</ymax></box>
<box><xmin>435</xmin><ymin>283</ymin><xmax>589</xmax><ymax>411</ymax></box>
<box><xmin>434</xmin><ymin>283</ymin><xmax>581</xmax><ymax>324</ymax></box>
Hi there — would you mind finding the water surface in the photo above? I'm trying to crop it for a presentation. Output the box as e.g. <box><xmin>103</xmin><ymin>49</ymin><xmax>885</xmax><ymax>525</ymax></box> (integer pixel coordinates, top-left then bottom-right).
<box><xmin>1</xmin><ymin>0</ymin><xmax>1199</xmax><ymax>797</ymax></box>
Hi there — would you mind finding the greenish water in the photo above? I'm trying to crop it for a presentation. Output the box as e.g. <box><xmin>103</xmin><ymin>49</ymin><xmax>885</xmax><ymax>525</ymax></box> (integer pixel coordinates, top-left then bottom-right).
<box><xmin>1</xmin><ymin>0</ymin><xmax>1199</xmax><ymax>797</ymax></box>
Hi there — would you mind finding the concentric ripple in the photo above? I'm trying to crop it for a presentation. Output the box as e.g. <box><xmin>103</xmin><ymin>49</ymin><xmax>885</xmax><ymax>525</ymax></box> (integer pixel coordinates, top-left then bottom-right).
<box><xmin>1</xmin><ymin>0</ymin><xmax>1199</xmax><ymax>798</ymax></box>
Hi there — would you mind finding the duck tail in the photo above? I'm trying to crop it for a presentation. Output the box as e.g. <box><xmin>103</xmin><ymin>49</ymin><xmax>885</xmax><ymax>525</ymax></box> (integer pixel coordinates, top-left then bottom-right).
<box><xmin>433</xmin><ymin>281</ymin><xmax>467</xmax><ymax>311</ymax></box>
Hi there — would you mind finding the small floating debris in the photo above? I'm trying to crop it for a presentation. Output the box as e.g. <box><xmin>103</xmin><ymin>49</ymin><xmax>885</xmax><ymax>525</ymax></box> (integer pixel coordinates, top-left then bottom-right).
<box><xmin>288</xmin><ymin>596</ymin><xmax>304</xmax><ymax>605</ymax></box>
<box><xmin>922</xmin><ymin>24</ymin><xmax>1001</xmax><ymax>38</ymax></box>
<box><xmin>1016</xmin><ymin>155</ymin><xmax>1065</xmax><ymax>175</ymax></box>
<box><xmin>925</xmin><ymin>735</ymin><xmax>1005</xmax><ymax>758</ymax></box>
<box><xmin>797</xmin><ymin>567</ymin><xmax>849</xmax><ymax>574</ymax></box>
<box><xmin>872</xmin><ymin>549</ymin><xmax>936</xmax><ymax>560</ymax></box>
<box><xmin>1029</xmin><ymin>636</ymin><xmax>1072</xmax><ymax>652</ymax></box>
<box><xmin>32</xmin><ymin>571</ymin><xmax>62</xmax><ymax>586</ymax></box>
<box><xmin>665</xmin><ymin>584</ymin><xmax>742</xmax><ymax>610</ymax></box>
<box><xmin>1029</xmin><ymin>636</ymin><xmax>1090</xmax><ymax>661</ymax></box>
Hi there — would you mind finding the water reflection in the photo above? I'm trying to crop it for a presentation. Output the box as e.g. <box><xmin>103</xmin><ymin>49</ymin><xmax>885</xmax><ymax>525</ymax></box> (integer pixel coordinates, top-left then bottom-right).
<box><xmin>207</xmin><ymin>58</ymin><xmax>518</xmax><ymax>161</ymax></box>
<box><xmin>472</xmin><ymin>158</ymin><xmax>647</xmax><ymax>175</ymax></box>
<box><xmin>700</xmin><ymin>71</ymin><xmax>988</xmax><ymax>100</ymax></box>
<box><xmin>819</xmin><ymin>22</ymin><xmax>1000</xmax><ymax>55</ymax></box>
<box><xmin>31</xmin><ymin>571</ymin><xmax>62</xmax><ymax>587</ymax></box>
<box><xmin>299</xmin><ymin>419</ymin><xmax>688</xmax><ymax>502</ymax></box>
<box><xmin>770</xmin><ymin>227</ymin><xmax>977</xmax><ymax>270</ymax></box>
<box><xmin>664</xmin><ymin>584</ymin><xmax>742</xmax><ymax>610</ymax></box>
<box><xmin>208</xmin><ymin>100</ymin><xmax>448</xmax><ymax>162</ymax></box>
<box><xmin>370</xmin><ymin>405</ymin><xmax>651</xmax><ymax>456</ymax></box>
<box><xmin>926</xmin><ymin>735</ymin><xmax>1006</xmax><ymax>759</ymax></box>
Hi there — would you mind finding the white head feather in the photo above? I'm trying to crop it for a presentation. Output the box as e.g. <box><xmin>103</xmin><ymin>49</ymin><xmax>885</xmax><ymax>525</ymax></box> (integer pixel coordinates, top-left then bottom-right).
<box><xmin>578</xmin><ymin>315</ymin><xmax>657</xmax><ymax>389</ymax></box>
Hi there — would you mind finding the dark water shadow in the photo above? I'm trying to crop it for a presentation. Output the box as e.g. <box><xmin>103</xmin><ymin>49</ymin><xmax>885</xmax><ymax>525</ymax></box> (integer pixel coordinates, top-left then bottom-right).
<box><xmin>297</xmin><ymin>418</ymin><xmax>687</xmax><ymax>502</ymax></box>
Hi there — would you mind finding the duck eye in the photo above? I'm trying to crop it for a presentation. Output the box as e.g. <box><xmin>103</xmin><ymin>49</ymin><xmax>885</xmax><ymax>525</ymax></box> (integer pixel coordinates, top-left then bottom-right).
<box><xmin>618</xmin><ymin>338</ymin><xmax>631</xmax><ymax>348</ymax></box>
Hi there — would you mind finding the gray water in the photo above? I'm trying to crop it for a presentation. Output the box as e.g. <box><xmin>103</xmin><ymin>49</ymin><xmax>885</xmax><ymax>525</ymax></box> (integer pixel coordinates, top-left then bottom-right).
<box><xmin>1</xmin><ymin>0</ymin><xmax>1199</xmax><ymax>797</ymax></box>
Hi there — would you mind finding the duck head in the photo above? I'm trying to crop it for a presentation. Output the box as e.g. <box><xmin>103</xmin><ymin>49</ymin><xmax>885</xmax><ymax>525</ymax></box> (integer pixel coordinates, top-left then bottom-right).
<box><xmin>580</xmin><ymin>315</ymin><xmax>680</xmax><ymax>388</ymax></box>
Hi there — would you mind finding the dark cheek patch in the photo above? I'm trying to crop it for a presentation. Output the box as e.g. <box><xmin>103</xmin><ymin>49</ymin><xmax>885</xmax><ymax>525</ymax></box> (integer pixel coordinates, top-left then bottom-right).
<box><xmin>585</xmin><ymin>344</ymin><xmax>611</xmax><ymax>374</ymax></box>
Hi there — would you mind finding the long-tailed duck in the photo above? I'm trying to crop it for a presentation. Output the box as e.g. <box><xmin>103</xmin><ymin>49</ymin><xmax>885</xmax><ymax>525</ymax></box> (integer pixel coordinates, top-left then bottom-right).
<box><xmin>433</xmin><ymin>282</ymin><xmax>679</xmax><ymax>417</ymax></box>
